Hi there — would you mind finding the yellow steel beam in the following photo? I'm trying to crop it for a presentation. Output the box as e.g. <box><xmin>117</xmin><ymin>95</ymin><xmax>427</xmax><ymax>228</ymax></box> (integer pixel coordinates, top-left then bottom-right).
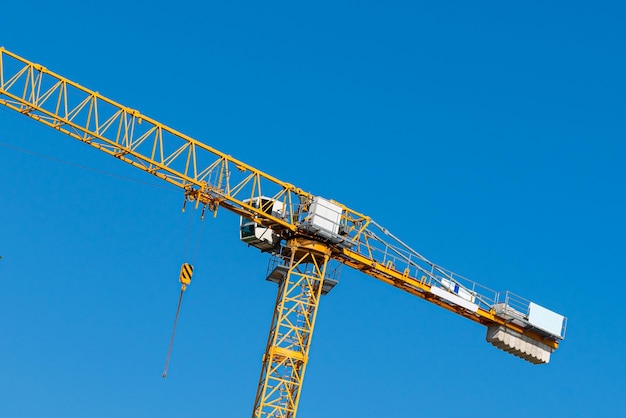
<box><xmin>0</xmin><ymin>46</ymin><xmax>309</xmax><ymax>230</ymax></box>
<box><xmin>337</xmin><ymin>247</ymin><xmax>560</xmax><ymax>350</ymax></box>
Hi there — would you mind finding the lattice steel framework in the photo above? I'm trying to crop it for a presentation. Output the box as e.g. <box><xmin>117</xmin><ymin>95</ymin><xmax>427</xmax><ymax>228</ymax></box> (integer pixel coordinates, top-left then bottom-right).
<box><xmin>0</xmin><ymin>47</ymin><xmax>566</xmax><ymax>418</ymax></box>
<box><xmin>252</xmin><ymin>239</ymin><xmax>331</xmax><ymax>417</ymax></box>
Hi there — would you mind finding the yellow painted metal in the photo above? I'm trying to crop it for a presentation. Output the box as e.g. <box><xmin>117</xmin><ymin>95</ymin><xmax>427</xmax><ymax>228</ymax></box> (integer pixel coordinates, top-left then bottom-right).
<box><xmin>337</xmin><ymin>247</ymin><xmax>559</xmax><ymax>349</ymax></box>
<box><xmin>0</xmin><ymin>47</ymin><xmax>563</xmax><ymax>416</ymax></box>
<box><xmin>0</xmin><ymin>47</ymin><xmax>308</xmax><ymax>231</ymax></box>
<box><xmin>252</xmin><ymin>239</ymin><xmax>331</xmax><ymax>418</ymax></box>
<box><xmin>0</xmin><ymin>47</ymin><xmax>375</xmax><ymax>243</ymax></box>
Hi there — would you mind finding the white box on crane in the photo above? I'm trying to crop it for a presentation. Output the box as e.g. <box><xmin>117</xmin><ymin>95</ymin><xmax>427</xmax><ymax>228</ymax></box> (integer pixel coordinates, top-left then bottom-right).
<box><xmin>440</xmin><ymin>278</ymin><xmax>476</xmax><ymax>303</ymax></box>
<box><xmin>305</xmin><ymin>196</ymin><xmax>342</xmax><ymax>235</ymax></box>
<box><xmin>528</xmin><ymin>302</ymin><xmax>565</xmax><ymax>338</ymax></box>
<box><xmin>430</xmin><ymin>285</ymin><xmax>479</xmax><ymax>313</ymax></box>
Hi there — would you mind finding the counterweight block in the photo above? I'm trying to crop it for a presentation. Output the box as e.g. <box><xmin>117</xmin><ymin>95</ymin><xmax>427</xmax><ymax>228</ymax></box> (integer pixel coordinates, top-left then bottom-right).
<box><xmin>486</xmin><ymin>325</ymin><xmax>555</xmax><ymax>364</ymax></box>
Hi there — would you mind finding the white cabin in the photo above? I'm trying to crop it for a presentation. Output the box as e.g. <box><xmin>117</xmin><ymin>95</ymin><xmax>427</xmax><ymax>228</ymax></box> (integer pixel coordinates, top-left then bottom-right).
<box><xmin>239</xmin><ymin>197</ymin><xmax>284</xmax><ymax>251</ymax></box>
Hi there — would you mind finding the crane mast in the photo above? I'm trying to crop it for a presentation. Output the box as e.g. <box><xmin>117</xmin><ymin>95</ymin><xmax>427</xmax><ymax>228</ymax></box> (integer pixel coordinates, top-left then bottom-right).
<box><xmin>252</xmin><ymin>239</ymin><xmax>332</xmax><ymax>416</ymax></box>
<box><xmin>0</xmin><ymin>47</ymin><xmax>567</xmax><ymax>418</ymax></box>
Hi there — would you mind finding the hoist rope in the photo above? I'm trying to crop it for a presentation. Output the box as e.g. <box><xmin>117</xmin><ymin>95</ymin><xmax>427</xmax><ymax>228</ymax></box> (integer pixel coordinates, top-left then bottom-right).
<box><xmin>183</xmin><ymin>209</ymin><xmax>195</xmax><ymax>261</ymax></box>
<box><xmin>183</xmin><ymin>205</ymin><xmax>207</xmax><ymax>263</ymax></box>
<box><xmin>162</xmin><ymin>287</ymin><xmax>185</xmax><ymax>378</ymax></box>
<box><xmin>162</xmin><ymin>210</ymin><xmax>206</xmax><ymax>378</ymax></box>
<box><xmin>192</xmin><ymin>217</ymin><xmax>207</xmax><ymax>262</ymax></box>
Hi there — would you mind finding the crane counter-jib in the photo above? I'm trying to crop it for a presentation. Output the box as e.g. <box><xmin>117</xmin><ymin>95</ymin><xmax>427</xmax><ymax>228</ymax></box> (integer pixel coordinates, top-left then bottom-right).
<box><xmin>334</xmin><ymin>219</ymin><xmax>566</xmax><ymax>344</ymax></box>
<box><xmin>0</xmin><ymin>46</ymin><xmax>567</xmax><ymax>416</ymax></box>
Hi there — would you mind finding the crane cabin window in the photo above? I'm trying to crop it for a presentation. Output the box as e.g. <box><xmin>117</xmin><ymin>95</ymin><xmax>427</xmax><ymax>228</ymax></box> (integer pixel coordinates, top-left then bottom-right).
<box><xmin>239</xmin><ymin>197</ymin><xmax>284</xmax><ymax>251</ymax></box>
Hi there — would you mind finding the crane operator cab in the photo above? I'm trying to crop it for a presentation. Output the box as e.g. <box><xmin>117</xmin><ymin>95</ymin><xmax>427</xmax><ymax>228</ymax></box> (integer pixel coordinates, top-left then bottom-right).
<box><xmin>239</xmin><ymin>197</ymin><xmax>285</xmax><ymax>252</ymax></box>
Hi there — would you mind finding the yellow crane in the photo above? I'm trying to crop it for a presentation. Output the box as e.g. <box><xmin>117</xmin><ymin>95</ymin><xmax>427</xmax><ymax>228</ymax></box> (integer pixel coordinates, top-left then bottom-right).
<box><xmin>0</xmin><ymin>47</ymin><xmax>566</xmax><ymax>418</ymax></box>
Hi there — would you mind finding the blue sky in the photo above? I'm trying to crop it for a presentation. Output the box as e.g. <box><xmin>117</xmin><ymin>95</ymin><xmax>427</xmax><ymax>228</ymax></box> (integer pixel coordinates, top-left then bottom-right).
<box><xmin>1</xmin><ymin>1</ymin><xmax>625</xmax><ymax>417</ymax></box>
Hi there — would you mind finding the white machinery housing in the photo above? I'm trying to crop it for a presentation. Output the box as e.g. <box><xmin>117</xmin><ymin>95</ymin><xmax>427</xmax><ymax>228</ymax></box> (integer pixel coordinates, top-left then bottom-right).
<box><xmin>302</xmin><ymin>196</ymin><xmax>344</xmax><ymax>243</ymax></box>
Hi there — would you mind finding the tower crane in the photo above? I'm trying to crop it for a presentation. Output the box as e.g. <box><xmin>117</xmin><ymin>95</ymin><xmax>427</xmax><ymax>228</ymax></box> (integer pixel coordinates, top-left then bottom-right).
<box><xmin>0</xmin><ymin>47</ymin><xmax>567</xmax><ymax>418</ymax></box>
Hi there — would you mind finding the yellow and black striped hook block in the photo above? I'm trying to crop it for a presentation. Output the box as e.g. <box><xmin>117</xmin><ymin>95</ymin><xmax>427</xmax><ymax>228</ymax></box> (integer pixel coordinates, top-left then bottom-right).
<box><xmin>179</xmin><ymin>263</ymin><xmax>194</xmax><ymax>291</ymax></box>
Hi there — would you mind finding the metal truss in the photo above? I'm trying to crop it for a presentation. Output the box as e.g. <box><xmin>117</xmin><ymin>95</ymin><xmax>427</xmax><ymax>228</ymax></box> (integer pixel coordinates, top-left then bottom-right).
<box><xmin>252</xmin><ymin>239</ymin><xmax>331</xmax><ymax>417</ymax></box>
